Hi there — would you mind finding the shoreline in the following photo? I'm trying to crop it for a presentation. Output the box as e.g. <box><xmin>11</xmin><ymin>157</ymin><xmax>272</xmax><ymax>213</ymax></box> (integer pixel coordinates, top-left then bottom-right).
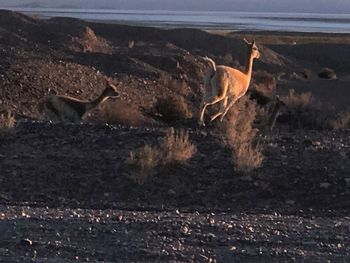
<box><xmin>3</xmin><ymin>7</ymin><xmax>350</xmax><ymax>34</ymax></box>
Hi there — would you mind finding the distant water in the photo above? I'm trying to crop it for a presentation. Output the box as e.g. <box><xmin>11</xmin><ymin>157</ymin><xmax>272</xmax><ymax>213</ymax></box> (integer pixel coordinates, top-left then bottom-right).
<box><xmin>8</xmin><ymin>8</ymin><xmax>350</xmax><ymax>33</ymax></box>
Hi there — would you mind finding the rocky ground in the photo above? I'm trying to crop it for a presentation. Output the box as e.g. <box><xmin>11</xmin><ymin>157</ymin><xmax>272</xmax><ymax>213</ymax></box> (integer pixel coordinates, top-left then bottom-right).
<box><xmin>0</xmin><ymin>10</ymin><xmax>350</xmax><ymax>262</ymax></box>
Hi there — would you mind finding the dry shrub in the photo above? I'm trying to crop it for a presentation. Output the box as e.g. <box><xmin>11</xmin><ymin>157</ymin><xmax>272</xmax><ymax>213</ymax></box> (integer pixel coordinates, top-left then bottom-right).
<box><xmin>102</xmin><ymin>99</ymin><xmax>145</xmax><ymax>126</ymax></box>
<box><xmin>253</xmin><ymin>96</ymin><xmax>286</xmax><ymax>131</ymax></box>
<box><xmin>68</xmin><ymin>26</ymin><xmax>113</xmax><ymax>54</ymax></box>
<box><xmin>281</xmin><ymin>89</ymin><xmax>328</xmax><ymax>129</ymax></box>
<box><xmin>162</xmin><ymin>127</ymin><xmax>197</xmax><ymax>164</ymax></box>
<box><xmin>154</xmin><ymin>95</ymin><xmax>192</xmax><ymax>123</ymax></box>
<box><xmin>126</xmin><ymin>128</ymin><xmax>196</xmax><ymax>184</ymax></box>
<box><xmin>127</xmin><ymin>145</ymin><xmax>160</xmax><ymax>185</ymax></box>
<box><xmin>0</xmin><ymin>111</ymin><xmax>15</xmax><ymax>140</ymax></box>
<box><xmin>166</xmin><ymin>78</ymin><xmax>189</xmax><ymax>97</ymax></box>
<box><xmin>249</xmin><ymin>71</ymin><xmax>277</xmax><ymax>108</ymax></box>
<box><xmin>222</xmin><ymin>97</ymin><xmax>264</xmax><ymax>172</ymax></box>
<box><xmin>273</xmin><ymin>89</ymin><xmax>347</xmax><ymax>130</ymax></box>
<box><xmin>223</xmin><ymin>53</ymin><xmax>233</xmax><ymax>63</ymax></box>
<box><xmin>248</xmin><ymin>89</ymin><xmax>272</xmax><ymax>107</ymax></box>
<box><xmin>329</xmin><ymin>110</ymin><xmax>350</xmax><ymax>129</ymax></box>
<box><xmin>302</xmin><ymin>69</ymin><xmax>312</xmax><ymax>79</ymax></box>
<box><xmin>252</xmin><ymin>70</ymin><xmax>277</xmax><ymax>97</ymax></box>
<box><xmin>282</xmin><ymin>89</ymin><xmax>312</xmax><ymax>109</ymax></box>
<box><xmin>318</xmin><ymin>67</ymin><xmax>337</xmax><ymax>80</ymax></box>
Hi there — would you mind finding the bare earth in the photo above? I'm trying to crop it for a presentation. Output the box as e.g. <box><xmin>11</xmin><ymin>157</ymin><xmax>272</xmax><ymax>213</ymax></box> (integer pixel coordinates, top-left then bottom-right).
<box><xmin>0</xmin><ymin>10</ymin><xmax>350</xmax><ymax>262</ymax></box>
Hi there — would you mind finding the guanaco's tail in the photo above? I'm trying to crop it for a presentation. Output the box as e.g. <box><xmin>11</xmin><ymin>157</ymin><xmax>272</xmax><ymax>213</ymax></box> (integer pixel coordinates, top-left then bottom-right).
<box><xmin>203</xmin><ymin>56</ymin><xmax>216</xmax><ymax>74</ymax></box>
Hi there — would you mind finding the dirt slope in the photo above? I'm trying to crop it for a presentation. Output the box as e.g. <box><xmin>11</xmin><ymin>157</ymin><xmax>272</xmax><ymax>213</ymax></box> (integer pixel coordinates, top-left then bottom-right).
<box><xmin>1</xmin><ymin>10</ymin><xmax>350</xmax><ymax>262</ymax></box>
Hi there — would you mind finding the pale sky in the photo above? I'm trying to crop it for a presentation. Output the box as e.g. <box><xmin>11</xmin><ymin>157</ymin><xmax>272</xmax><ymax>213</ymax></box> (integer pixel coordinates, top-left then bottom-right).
<box><xmin>1</xmin><ymin>0</ymin><xmax>350</xmax><ymax>13</ymax></box>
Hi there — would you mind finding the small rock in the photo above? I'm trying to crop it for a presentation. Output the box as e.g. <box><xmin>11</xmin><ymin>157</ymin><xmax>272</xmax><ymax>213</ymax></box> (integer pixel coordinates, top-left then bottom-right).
<box><xmin>320</xmin><ymin>182</ymin><xmax>331</xmax><ymax>189</ymax></box>
<box><xmin>240</xmin><ymin>175</ymin><xmax>253</xmax><ymax>182</ymax></box>
<box><xmin>312</xmin><ymin>140</ymin><xmax>321</xmax><ymax>147</ymax></box>
<box><xmin>209</xmin><ymin>218</ymin><xmax>215</xmax><ymax>225</ymax></box>
<box><xmin>318</xmin><ymin>67</ymin><xmax>337</xmax><ymax>80</ymax></box>
<box><xmin>180</xmin><ymin>225</ymin><xmax>190</xmax><ymax>235</ymax></box>
<box><xmin>286</xmin><ymin>200</ymin><xmax>295</xmax><ymax>205</ymax></box>
<box><xmin>345</xmin><ymin>178</ymin><xmax>350</xmax><ymax>186</ymax></box>
<box><xmin>168</xmin><ymin>189</ymin><xmax>176</xmax><ymax>195</ymax></box>
<box><xmin>229</xmin><ymin>246</ymin><xmax>237</xmax><ymax>251</ymax></box>
<box><xmin>0</xmin><ymin>248</ymin><xmax>8</xmax><ymax>255</ymax></box>
<box><xmin>20</xmin><ymin>238</ymin><xmax>33</xmax><ymax>247</ymax></box>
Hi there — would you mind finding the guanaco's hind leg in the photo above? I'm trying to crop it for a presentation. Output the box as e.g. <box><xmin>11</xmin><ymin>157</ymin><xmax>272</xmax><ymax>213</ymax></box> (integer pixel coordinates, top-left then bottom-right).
<box><xmin>199</xmin><ymin>76</ymin><xmax>229</xmax><ymax>126</ymax></box>
<box><xmin>219</xmin><ymin>96</ymin><xmax>239</xmax><ymax>122</ymax></box>
<box><xmin>210</xmin><ymin>96</ymin><xmax>228</xmax><ymax>122</ymax></box>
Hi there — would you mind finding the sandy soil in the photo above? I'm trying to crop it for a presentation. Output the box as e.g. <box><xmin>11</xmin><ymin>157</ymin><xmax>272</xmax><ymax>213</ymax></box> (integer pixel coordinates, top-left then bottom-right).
<box><xmin>0</xmin><ymin>9</ymin><xmax>350</xmax><ymax>262</ymax></box>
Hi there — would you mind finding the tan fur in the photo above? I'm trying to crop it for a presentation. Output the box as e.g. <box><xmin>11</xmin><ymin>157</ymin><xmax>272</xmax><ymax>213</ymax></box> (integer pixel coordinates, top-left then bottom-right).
<box><xmin>199</xmin><ymin>39</ymin><xmax>260</xmax><ymax>126</ymax></box>
<box><xmin>39</xmin><ymin>82</ymin><xmax>119</xmax><ymax>123</ymax></box>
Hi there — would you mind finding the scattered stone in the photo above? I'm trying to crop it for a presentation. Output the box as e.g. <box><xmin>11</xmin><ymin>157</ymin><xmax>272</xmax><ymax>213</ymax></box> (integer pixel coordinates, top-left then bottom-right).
<box><xmin>318</xmin><ymin>67</ymin><xmax>337</xmax><ymax>80</ymax></box>
<box><xmin>286</xmin><ymin>200</ymin><xmax>295</xmax><ymax>205</ymax></box>
<box><xmin>240</xmin><ymin>175</ymin><xmax>253</xmax><ymax>182</ymax></box>
<box><xmin>320</xmin><ymin>182</ymin><xmax>331</xmax><ymax>189</ymax></box>
<box><xmin>168</xmin><ymin>189</ymin><xmax>176</xmax><ymax>195</ymax></box>
<box><xmin>345</xmin><ymin>178</ymin><xmax>350</xmax><ymax>186</ymax></box>
<box><xmin>20</xmin><ymin>238</ymin><xmax>33</xmax><ymax>247</ymax></box>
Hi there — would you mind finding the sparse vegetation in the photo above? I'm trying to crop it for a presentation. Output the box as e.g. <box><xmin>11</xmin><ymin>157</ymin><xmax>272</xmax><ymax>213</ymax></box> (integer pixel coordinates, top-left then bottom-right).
<box><xmin>329</xmin><ymin>110</ymin><xmax>350</xmax><ymax>129</ymax></box>
<box><xmin>127</xmin><ymin>145</ymin><xmax>160</xmax><ymax>185</ymax></box>
<box><xmin>0</xmin><ymin>111</ymin><xmax>15</xmax><ymax>141</ymax></box>
<box><xmin>127</xmin><ymin>128</ymin><xmax>196</xmax><ymax>184</ymax></box>
<box><xmin>252</xmin><ymin>70</ymin><xmax>277</xmax><ymax>98</ymax></box>
<box><xmin>102</xmin><ymin>100</ymin><xmax>144</xmax><ymax>126</ymax></box>
<box><xmin>166</xmin><ymin>78</ymin><xmax>189</xmax><ymax>97</ymax></box>
<box><xmin>280</xmin><ymin>89</ymin><xmax>329</xmax><ymax>129</ymax></box>
<box><xmin>162</xmin><ymin>127</ymin><xmax>197</xmax><ymax>164</ymax></box>
<box><xmin>221</xmin><ymin>97</ymin><xmax>264</xmax><ymax>172</ymax></box>
<box><xmin>276</xmin><ymin>89</ymin><xmax>350</xmax><ymax>130</ymax></box>
<box><xmin>302</xmin><ymin>69</ymin><xmax>312</xmax><ymax>79</ymax></box>
<box><xmin>68</xmin><ymin>26</ymin><xmax>113</xmax><ymax>54</ymax></box>
<box><xmin>154</xmin><ymin>95</ymin><xmax>192</xmax><ymax>123</ymax></box>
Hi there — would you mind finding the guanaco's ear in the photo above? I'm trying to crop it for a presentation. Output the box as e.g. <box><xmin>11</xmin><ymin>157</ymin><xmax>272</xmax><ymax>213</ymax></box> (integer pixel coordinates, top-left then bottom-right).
<box><xmin>252</xmin><ymin>39</ymin><xmax>256</xmax><ymax>45</ymax></box>
<box><xmin>243</xmin><ymin>38</ymin><xmax>251</xmax><ymax>45</ymax></box>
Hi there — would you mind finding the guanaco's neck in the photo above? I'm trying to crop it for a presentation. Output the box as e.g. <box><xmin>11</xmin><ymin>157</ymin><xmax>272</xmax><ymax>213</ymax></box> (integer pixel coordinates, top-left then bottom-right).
<box><xmin>85</xmin><ymin>91</ymin><xmax>110</xmax><ymax>111</ymax></box>
<box><xmin>244</xmin><ymin>51</ymin><xmax>255</xmax><ymax>79</ymax></box>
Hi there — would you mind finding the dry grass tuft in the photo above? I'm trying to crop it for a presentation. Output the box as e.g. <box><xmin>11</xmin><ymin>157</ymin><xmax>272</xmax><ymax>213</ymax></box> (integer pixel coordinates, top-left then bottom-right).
<box><xmin>249</xmin><ymin>71</ymin><xmax>277</xmax><ymax>108</ymax></box>
<box><xmin>154</xmin><ymin>95</ymin><xmax>192</xmax><ymax>123</ymax></box>
<box><xmin>126</xmin><ymin>128</ymin><xmax>196</xmax><ymax>184</ymax></box>
<box><xmin>282</xmin><ymin>89</ymin><xmax>313</xmax><ymax>109</ymax></box>
<box><xmin>280</xmin><ymin>89</ymin><xmax>328</xmax><ymax>129</ymax></box>
<box><xmin>221</xmin><ymin>97</ymin><xmax>264</xmax><ymax>173</ymax></box>
<box><xmin>166</xmin><ymin>78</ymin><xmax>189</xmax><ymax>97</ymax></box>
<box><xmin>0</xmin><ymin>111</ymin><xmax>15</xmax><ymax>140</ymax></box>
<box><xmin>329</xmin><ymin>110</ymin><xmax>350</xmax><ymax>130</ymax></box>
<box><xmin>68</xmin><ymin>26</ymin><xmax>113</xmax><ymax>54</ymax></box>
<box><xmin>101</xmin><ymin>99</ymin><xmax>145</xmax><ymax>126</ymax></box>
<box><xmin>127</xmin><ymin>145</ymin><xmax>160</xmax><ymax>185</ymax></box>
<box><xmin>252</xmin><ymin>70</ymin><xmax>277</xmax><ymax>97</ymax></box>
<box><xmin>302</xmin><ymin>68</ymin><xmax>312</xmax><ymax>79</ymax></box>
<box><xmin>162</xmin><ymin>127</ymin><xmax>197</xmax><ymax>164</ymax></box>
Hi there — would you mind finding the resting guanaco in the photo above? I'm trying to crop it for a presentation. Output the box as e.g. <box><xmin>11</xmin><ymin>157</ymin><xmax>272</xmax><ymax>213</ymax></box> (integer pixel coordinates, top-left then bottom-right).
<box><xmin>199</xmin><ymin>39</ymin><xmax>260</xmax><ymax>126</ymax></box>
<box><xmin>39</xmin><ymin>82</ymin><xmax>119</xmax><ymax>122</ymax></box>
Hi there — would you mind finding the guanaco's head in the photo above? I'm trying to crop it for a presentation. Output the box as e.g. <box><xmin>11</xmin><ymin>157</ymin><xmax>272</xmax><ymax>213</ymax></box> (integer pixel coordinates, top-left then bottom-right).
<box><xmin>103</xmin><ymin>82</ymin><xmax>120</xmax><ymax>99</ymax></box>
<box><xmin>244</xmin><ymin>38</ymin><xmax>260</xmax><ymax>59</ymax></box>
